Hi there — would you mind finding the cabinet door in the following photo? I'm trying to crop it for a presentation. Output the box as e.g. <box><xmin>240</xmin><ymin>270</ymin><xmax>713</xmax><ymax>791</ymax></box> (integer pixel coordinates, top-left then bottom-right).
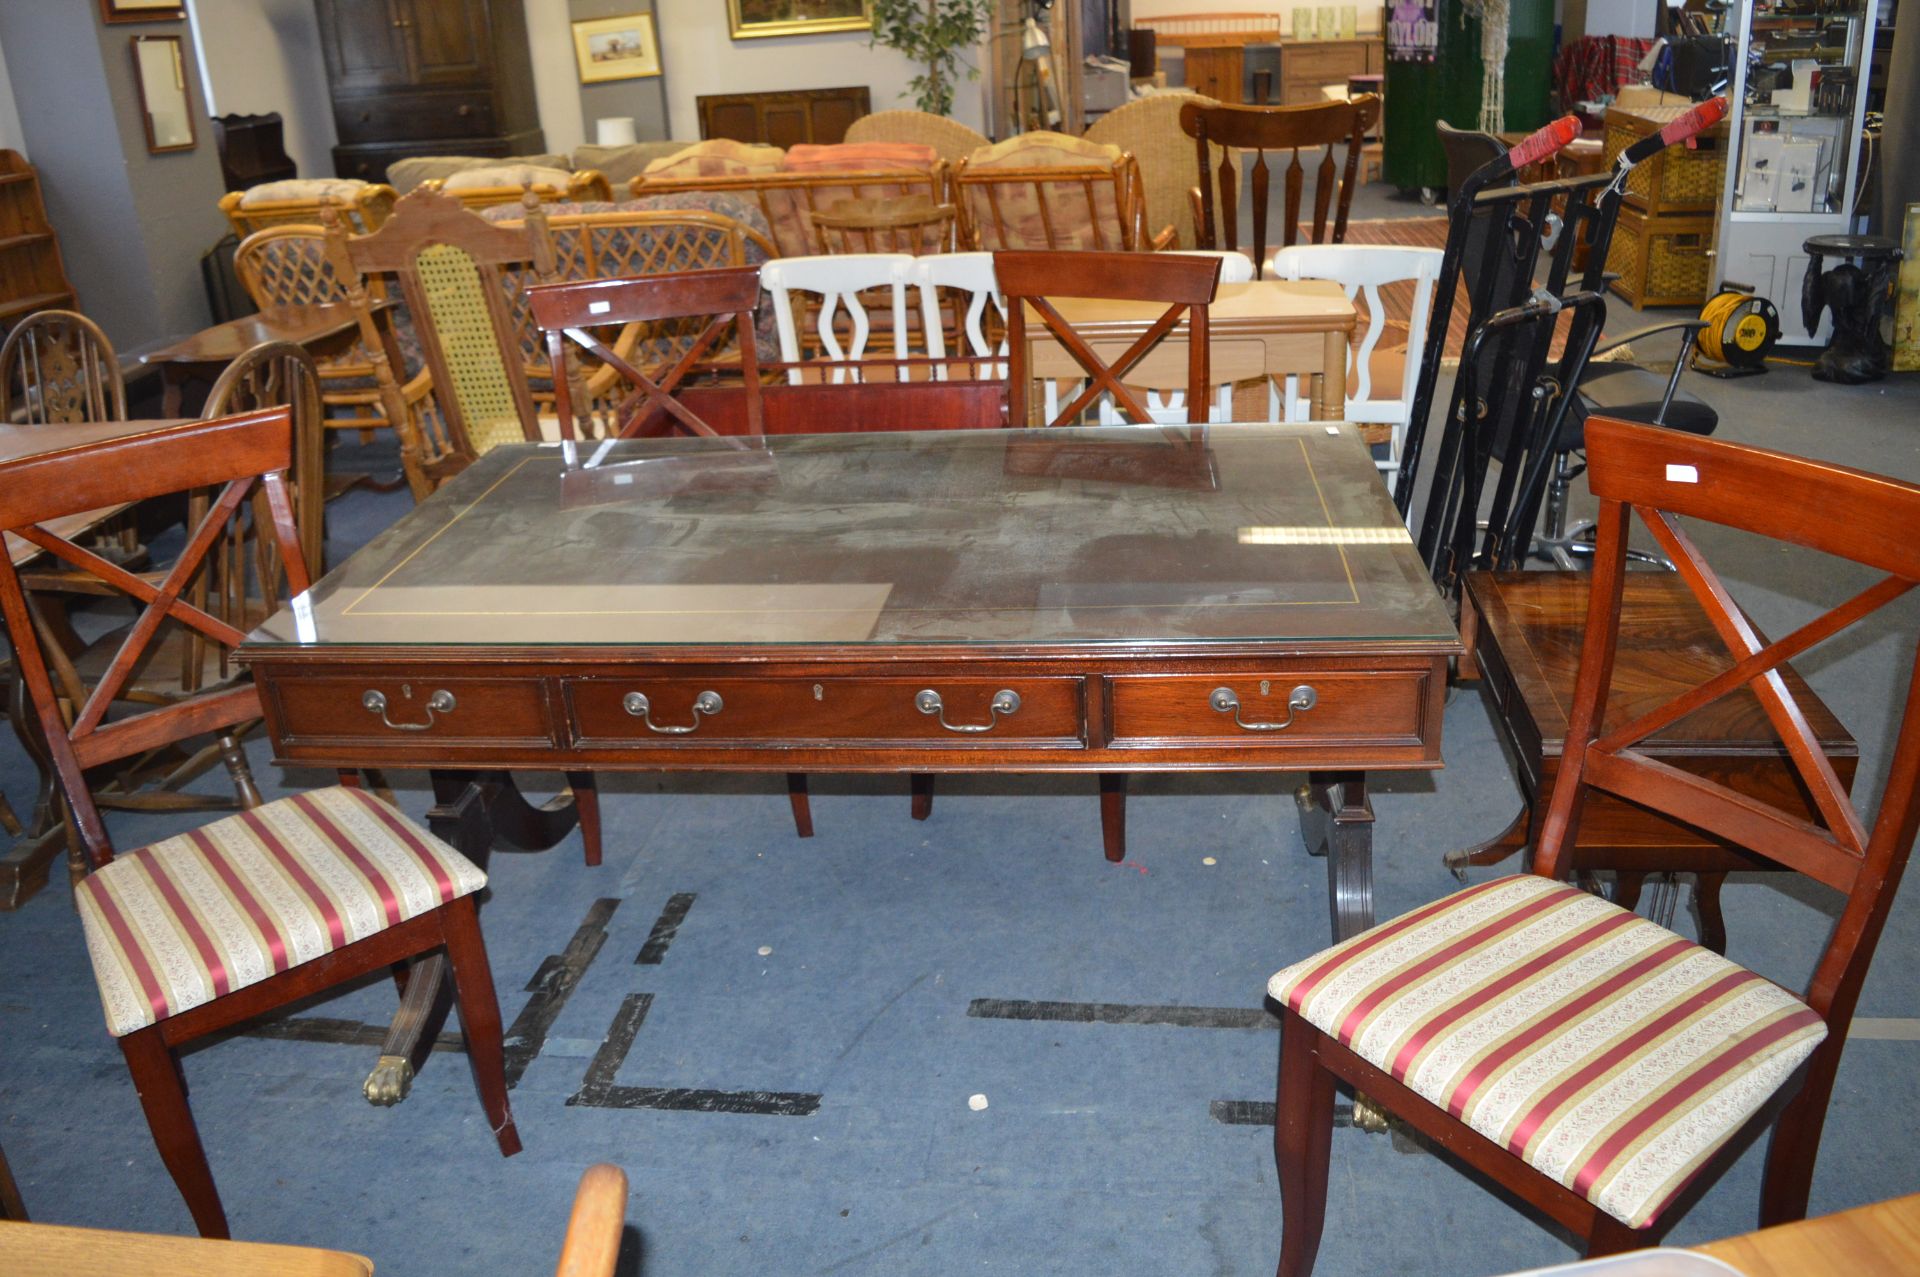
<box><xmin>318</xmin><ymin>0</ymin><xmax>410</xmax><ymax>93</ymax></box>
<box><xmin>1185</xmin><ymin>48</ymin><xmax>1242</xmax><ymax>105</ymax></box>
<box><xmin>402</xmin><ymin>0</ymin><xmax>493</xmax><ymax>87</ymax></box>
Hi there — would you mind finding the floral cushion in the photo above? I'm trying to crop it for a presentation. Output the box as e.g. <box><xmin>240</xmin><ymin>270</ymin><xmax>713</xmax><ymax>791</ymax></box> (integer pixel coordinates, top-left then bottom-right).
<box><xmin>780</xmin><ymin>142</ymin><xmax>938</xmax><ymax>173</ymax></box>
<box><xmin>443</xmin><ymin>164</ymin><xmax>574</xmax><ymax>191</ymax></box>
<box><xmin>642</xmin><ymin>139</ymin><xmax>786</xmax><ymax>177</ymax></box>
<box><xmin>962</xmin><ymin>131</ymin><xmax>1123</xmax><ymax>170</ymax></box>
<box><xmin>1270</xmin><ymin>875</ymin><xmax>1827</xmax><ymax>1230</ymax></box>
<box><xmin>240</xmin><ymin>178</ymin><xmax>369</xmax><ymax>207</ymax></box>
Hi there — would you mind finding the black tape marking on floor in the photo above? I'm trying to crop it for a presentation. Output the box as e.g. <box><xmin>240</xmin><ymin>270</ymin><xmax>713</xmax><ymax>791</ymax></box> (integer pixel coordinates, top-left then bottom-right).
<box><xmin>568</xmin><ymin>992</ymin><xmax>821</xmax><ymax>1117</ymax></box>
<box><xmin>636</xmin><ymin>892</ymin><xmax>696</xmax><ymax>964</ymax></box>
<box><xmin>1210</xmin><ymin>1100</ymin><xmax>1357</xmax><ymax>1128</ymax></box>
<box><xmin>968</xmin><ymin>998</ymin><xmax>1277</xmax><ymax>1030</ymax></box>
<box><xmin>502</xmin><ymin>896</ymin><xmax>621</xmax><ymax>1088</ymax></box>
<box><xmin>247</xmin><ymin>1015</ymin><xmax>464</xmax><ymax>1053</ymax></box>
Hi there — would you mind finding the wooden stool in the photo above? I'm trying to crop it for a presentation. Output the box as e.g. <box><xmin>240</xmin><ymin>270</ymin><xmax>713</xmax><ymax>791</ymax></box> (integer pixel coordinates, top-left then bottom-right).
<box><xmin>1456</xmin><ymin>570</ymin><xmax>1857</xmax><ymax>952</ymax></box>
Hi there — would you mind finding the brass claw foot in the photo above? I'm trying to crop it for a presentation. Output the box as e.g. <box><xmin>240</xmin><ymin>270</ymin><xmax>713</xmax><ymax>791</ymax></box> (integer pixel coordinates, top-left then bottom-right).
<box><xmin>1351</xmin><ymin>1092</ymin><xmax>1390</xmax><ymax>1133</ymax></box>
<box><xmin>363</xmin><ymin>1053</ymin><xmax>415</xmax><ymax>1107</ymax></box>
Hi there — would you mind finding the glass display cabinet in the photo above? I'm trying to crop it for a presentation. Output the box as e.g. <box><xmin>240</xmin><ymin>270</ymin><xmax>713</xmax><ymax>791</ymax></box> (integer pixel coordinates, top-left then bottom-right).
<box><xmin>1713</xmin><ymin>0</ymin><xmax>1880</xmax><ymax>342</ymax></box>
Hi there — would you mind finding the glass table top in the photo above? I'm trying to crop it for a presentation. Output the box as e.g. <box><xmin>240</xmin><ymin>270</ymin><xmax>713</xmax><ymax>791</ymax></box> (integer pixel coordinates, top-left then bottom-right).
<box><xmin>246</xmin><ymin>424</ymin><xmax>1457</xmax><ymax>651</ymax></box>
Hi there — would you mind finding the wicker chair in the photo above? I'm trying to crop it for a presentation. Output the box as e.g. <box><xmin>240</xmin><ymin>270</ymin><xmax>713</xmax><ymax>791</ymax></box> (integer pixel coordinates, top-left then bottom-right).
<box><xmin>422</xmin><ymin>165</ymin><xmax>613</xmax><ymax>211</ymax></box>
<box><xmin>218</xmin><ymin>178</ymin><xmax>395</xmax><ymax>238</ymax></box>
<box><xmin>233</xmin><ymin>225</ymin><xmax>432</xmax><ymax>447</ymax></box>
<box><xmin>805</xmin><ymin>195</ymin><xmax>957</xmax><ymax>254</ymax></box>
<box><xmin>845</xmin><ymin>109</ymin><xmax>990</xmax><ymax>166</ymax></box>
<box><xmin>1085</xmin><ymin>92</ymin><xmax>1233</xmax><ymax>250</ymax></box>
<box><xmin>951</xmin><ymin>133</ymin><xmax>1168</xmax><ymax>252</ymax></box>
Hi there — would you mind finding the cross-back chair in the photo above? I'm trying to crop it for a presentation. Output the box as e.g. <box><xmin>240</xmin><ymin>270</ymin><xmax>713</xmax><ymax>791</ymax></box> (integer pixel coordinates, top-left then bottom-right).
<box><xmin>1180</xmin><ymin>96</ymin><xmax>1379</xmax><ymax>277</ymax></box>
<box><xmin>234</xmin><ymin>224</ymin><xmax>431</xmax><ymax>447</ymax></box>
<box><xmin>999</xmin><ymin>248</ymin><xmax>1221</xmax><ymax>429</ymax></box>
<box><xmin>0</xmin><ymin>309</ymin><xmax>126</xmax><ymax>425</ymax></box>
<box><xmin>1269</xmin><ymin>416</ymin><xmax>1920</xmax><ymax>1274</ymax></box>
<box><xmin>530</xmin><ymin>267</ymin><xmax>765</xmax><ymax>443</ymax></box>
<box><xmin>322</xmin><ymin>189</ymin><xmax>547</xmax><ymax>501</ymax></box>
<box><xmin>807</xmin><ymin>195</ymin><xmax>957</xmax><ymax>255</ymax></box>
<box><xmin>0</xmin><ymin>408</ymin><xmax>521</xmax><ymax>1239</ymax></box>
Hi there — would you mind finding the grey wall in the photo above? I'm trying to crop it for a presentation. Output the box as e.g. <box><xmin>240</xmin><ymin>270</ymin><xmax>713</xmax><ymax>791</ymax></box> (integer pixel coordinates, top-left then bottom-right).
<box><xmin>0</xmin><ymin>4</ymin><xmax>227</xmax><ymax>352</ymax></box>
<box><xmin>570</xmin><ymin>0</ymin><xmax>671</xmax><ymax>142</ymax></box>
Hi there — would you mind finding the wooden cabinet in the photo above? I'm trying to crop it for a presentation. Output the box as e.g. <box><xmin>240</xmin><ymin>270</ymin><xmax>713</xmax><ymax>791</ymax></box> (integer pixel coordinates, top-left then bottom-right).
<box><xmin>1277</xmin><ymin>39</ymin><xmax>1383</xmax><ymax>106</ymax></box>
<box><xmin>1183</xmin><ymin>46</ymin><xmax>1243</xmax><ymax>103</ymax></box>
<box><xmin>0</xmin><ymin>151</ymin><xmax>76</xmax><ymax>331</ymax></box>
<box><xmin>314</xmin><ymin>0</ymin><xmax>541</xmax><ymax>182</ymax></box>
<box><xmin>696</xmin><ymin>87</ymin><xmax>871</xmax><ymax>148</ymax></box>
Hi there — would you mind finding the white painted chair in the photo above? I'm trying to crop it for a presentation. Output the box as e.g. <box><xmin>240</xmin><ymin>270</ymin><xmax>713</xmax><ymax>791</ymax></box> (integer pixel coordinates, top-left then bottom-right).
<box><xmin>1270</xmin><ymin>244</ymin><xmax>1442</xmax><ymax>490</ymax></box>
<box><xmin>913</xmin><ymin>251</ymin><xmax>1007</xmax><ymax>380</ymax></box>
<box><xmin>760</xmin><ymin>253</ymin><xmax>916</xmax><ymax>384</ymax></box>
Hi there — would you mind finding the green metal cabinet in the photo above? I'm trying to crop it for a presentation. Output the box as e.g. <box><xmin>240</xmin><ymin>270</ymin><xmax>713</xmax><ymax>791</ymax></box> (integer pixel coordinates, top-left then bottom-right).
<box><xmin>1384</xmin><ymin>0</ymin><xmax>1555</xmax><ymax>194</ymax></box>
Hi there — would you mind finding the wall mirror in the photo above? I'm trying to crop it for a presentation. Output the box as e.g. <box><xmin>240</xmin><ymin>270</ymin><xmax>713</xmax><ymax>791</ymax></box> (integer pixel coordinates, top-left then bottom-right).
<box><xmin>131</xmin><ymin>35</ymin><xmax>195</xmax><ymax>153</ymax></box>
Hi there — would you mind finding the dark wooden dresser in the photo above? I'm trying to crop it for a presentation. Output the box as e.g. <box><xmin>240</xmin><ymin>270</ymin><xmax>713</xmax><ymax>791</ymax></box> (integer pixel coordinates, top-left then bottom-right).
<box><xmin>314</xmin><ymin>0</ymin><xmax>543</xmax><ymax>183</ymax></box>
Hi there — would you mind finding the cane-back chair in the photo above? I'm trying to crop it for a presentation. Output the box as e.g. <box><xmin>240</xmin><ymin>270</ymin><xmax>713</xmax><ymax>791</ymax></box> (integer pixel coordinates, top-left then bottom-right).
<box><xmin>1268</xmin><ymin>417</ymin><xmax>1920</xmax><ymax>1273</ymax></box>
<box><xmin>322</xmin><ymin>189</ymin><xmax>547</xmax><ymax>500</ymax></box>
<box><xmin>0</xmin><ymin>309</ymin><xmax>126</xmax><ymax>425</ymax></box>
<box><xmin>953</xmin><ymin>133</ymin><xmax>1165</xmax><ymax>253</ymax></box>
<box><xmin>234</xmin><ymin>224</ymin><xmax>431</xmax><ymax>446</ymax></box>
<box><xmin>1180</xmin><ymin>96</ymin><xmax>1379</xmax><ymax>276</ymax></box>
<box><xmin>0</xmin><ymin>408</ymin><xmax>521</xmax><ymax>1239</ymax></box>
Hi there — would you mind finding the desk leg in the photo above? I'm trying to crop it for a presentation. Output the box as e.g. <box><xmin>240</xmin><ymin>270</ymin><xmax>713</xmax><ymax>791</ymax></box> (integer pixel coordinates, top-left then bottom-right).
<box><xmin>1297</xmin><ymin>770</ymin><xmax>1373</xmax><ymax>941</ymax></box>
<box><xmin>362</xmin><ymin>770</ymin><xmax>581</xmax><ymax>1106</ymax></box>
<box><xmin>161</xmin><ymin>367</ymin><xmax>187</xmax><ymax>420</ymax></box>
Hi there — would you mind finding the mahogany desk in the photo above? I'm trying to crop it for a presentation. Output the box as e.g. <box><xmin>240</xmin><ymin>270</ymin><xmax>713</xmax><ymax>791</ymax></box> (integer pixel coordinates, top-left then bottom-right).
<box><xmin>240</xmin><ymin>423</ymin><xmax>1457</xmax><ymax>1098</ymax></box>
<box><xmin>139</xmin><ymin>303</ymin><xmax>368</xmax><ymax>418</ymax></box>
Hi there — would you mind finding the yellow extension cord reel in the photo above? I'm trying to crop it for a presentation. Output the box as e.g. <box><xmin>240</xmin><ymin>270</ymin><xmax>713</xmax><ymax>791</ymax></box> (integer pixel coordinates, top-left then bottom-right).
<box><xmin>1691</xmin><ymin>285</ymin><xmax>1780</xmax><ymax>378</ymax></box>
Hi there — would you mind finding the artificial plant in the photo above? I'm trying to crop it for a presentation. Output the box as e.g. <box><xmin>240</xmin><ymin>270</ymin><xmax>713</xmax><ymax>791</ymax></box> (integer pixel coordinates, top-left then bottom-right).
<box><xmin>871</xmin><ymin>0</ymin><xmax>993</xmax><ymax>117</ymax></box>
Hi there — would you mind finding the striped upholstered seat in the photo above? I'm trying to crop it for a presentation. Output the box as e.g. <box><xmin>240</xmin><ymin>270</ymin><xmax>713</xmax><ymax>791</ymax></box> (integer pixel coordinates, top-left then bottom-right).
<box><xmin>1270</xmin><ymin>874</ymin><xmax>1827</xmax><ymax>1230</ymax></box>
<box><xmin>74</xmin><ymin>786</ymin><xmax>486</xmax><ymax>1037</ymax></box>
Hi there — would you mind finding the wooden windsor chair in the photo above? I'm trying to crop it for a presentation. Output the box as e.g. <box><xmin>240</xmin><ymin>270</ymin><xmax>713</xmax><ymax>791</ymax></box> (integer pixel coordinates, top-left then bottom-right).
<box><xmin>1180</xmin><ymin>95</ymin><xmax>1379</xmax><ymax>276</ymax></box>
<box><xmin>1269</xmin><ymin>416</ymin><xmax>1920</xmax><ymax>1273</ymax></box>
<box><xmin>0</xmin><ymin>408</ymin><xmax>522</xmax><ymax>1239</ymax></box>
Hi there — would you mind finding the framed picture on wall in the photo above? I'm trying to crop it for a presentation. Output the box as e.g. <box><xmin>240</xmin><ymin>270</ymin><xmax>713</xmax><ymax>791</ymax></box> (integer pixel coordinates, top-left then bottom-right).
<box><xmin>100</xmin><ymin>0</ymin><xmax>186</xmax><ymax>22</ymax></box>
<box><xmin>727</xmin><ymin>0</ymin><xmax>873</xmax><ymax>40</ymax></box>
<box><xmin>572</xmin><ymin>13</ymin><xmax>663</xmax><ymax>83</ymax></box>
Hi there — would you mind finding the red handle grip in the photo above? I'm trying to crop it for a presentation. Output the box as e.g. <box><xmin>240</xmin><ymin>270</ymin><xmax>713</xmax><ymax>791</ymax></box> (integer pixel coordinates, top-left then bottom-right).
<box><xmin>1503</xmin><ymin>115</ymin><xmax>1583</xmax><ymax>172</ymax></box>
<box><xmin>1622</xmin><ymin>95</ymin><xmax>1729</xmax><ymax>164</ymax></box>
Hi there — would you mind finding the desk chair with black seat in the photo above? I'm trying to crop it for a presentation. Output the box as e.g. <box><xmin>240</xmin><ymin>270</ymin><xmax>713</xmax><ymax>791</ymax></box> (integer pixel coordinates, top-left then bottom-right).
<box><xmin>1437</xmin><ymin>119</ymin><xmax>1719</xmax><ymax>568</ymax></box>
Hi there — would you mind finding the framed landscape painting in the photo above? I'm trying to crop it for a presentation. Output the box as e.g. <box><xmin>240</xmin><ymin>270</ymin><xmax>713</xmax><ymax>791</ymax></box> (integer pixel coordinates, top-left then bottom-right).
<box><xmin>727</xmin><ymin>0</ymin><xmax>873</xmax><ymax>40</ymax></box>
<box><xmin>572</xmin><ymin>13</ymin><xmax>662</xmax><ymax>83</ymax></box>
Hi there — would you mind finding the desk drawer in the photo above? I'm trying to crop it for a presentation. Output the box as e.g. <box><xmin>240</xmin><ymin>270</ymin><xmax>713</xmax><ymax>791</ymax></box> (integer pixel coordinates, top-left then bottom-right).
<box><xmin>271</xmin><ymin>677</ymin><xmax>553</xmax><ymax>745</ymax></box>
<box><xmin>566</xmin><ymin>677</ymin><xmax>1084</xmax><ymax>747</ymax></box>
<box><xmin>1108</xmin><ymin>670</ymin><xmax>1428</xmax><ymax>747</ymax></box>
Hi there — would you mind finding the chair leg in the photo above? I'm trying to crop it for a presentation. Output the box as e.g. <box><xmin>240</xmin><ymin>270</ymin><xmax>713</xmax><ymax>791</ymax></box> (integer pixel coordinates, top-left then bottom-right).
<box><xmin>786</xmin><ymin>773</ymin><xmax>814</xmax><ymax>838</ymax></box>
<box><xmin>1759</xmin><ymin>1045</ymin><xmax>1843</xmax><ymax>1227</ymax></box>
<box><xmin>1274</xmin><ymin>1012</ymin><xmax>1336</xmax><ymax>1277</ymax></box>
<box><xmin>1611</xmin><ymin>871</ymin><xmax>1645</xmax><ymax>912</ymax></box>
<box><xmin>568</xmin><ymin>771</ymin><xmax>602</xmax><ymax>867</ymax></box>
<box><xmin>1692</xmin><ymin>872</ymin><xmax>1729</xmax><ymax>955</ymax></box>
<box><xmin>910</xmin><ymin>773</ymin><xmax>934</xmax><ymax>821</ymax></box>
<box><xmin>1100</xmin><ymin>772</ymin><xmax>1127</xmax><ymax>863</ymax></box>
<box><xmin>0</xmin><ymin>1135</ymin><xmax>26</xmax><ymax>1220</ymax></box>
<box><xmin>215</xmin><ymin>732</ymin><xmax>262</xmax><ymax>809</ymax></box>
<box><xmin>440</xmin><ymin>896</ymin><xmax>523</xmax><ymax>1158</ymax></box>
<box><xmin>119</xmin><ymin>1027</ymin><xmax>229</xmax><ymax>1239</ymax></box>
<box><xmin>1584</xmin><ymin>1212</ymin><xmax>1647</xmax><ymax>1258</ymax></box>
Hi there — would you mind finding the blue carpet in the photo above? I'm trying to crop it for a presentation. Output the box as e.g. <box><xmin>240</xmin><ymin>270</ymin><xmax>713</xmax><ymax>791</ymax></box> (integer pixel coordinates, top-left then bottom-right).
<box><xmin>4</xmin><ymin>370</ymin><xmax>1920</xmax><ymax>1274</ymax></box>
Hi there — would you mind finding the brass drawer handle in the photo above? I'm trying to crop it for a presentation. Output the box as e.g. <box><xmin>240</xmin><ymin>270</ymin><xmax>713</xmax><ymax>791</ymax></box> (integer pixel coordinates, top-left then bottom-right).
<box><xmin>362</xmin><ymin>688</ymin><xmax>454</xmax><ymax>731</ymax></box>
<box><xmin>624</xmin><ymin>690</ymin><xmax>723</xmax><ymax>734</ymax></box>
<box><xmin>915</xmin><ymin>688</ymin><xmax>1020</xmax><ymax>733</ymax></box>
<box><xmin>1210</xmin><ymin>684</ymin><xmax>1316</xmax><ymax>732</ymax></box>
